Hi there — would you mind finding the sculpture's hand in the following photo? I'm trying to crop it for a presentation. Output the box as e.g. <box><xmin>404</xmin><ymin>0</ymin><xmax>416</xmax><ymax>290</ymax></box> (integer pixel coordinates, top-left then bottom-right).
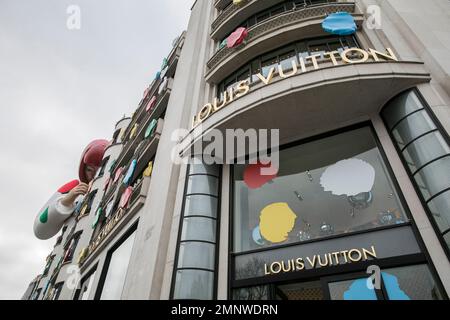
<box><xmin>61</xmin><ymin>182</ymin><xmax>89</xmax><ymax>207</ymax></box>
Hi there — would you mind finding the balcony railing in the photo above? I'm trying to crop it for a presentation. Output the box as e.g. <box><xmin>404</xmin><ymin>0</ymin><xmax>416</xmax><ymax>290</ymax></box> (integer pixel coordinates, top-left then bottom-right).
<box><xmin>212</xmin><ymin>0</ymin><xmax>251</xmax><ymax>33</ymax></box>
<box><xmin>80</xmin><ymin>176</ymin><xmax>151</xmax><ymax>266</ymax></box>
<box><xmin>215</xmin><ymin>0</ymin><xmax>233</xmax><ymax>11</ymax></box>
<box><xmin>100</xmin><ymin>119</ymin><xmax>163</xmax><ymax>209</ymax></box>
<box><xmin>212</xmin><ymin>0</ymin><xmax>339</xmax><ymax>37</ymax></box>
<box><xmin>207</xmin><ymin>2</ymin><xmax>356</xmax><ymax>72</ymax></box>
<box><xmin>114</xmin><ymin>79</ymin><xmax>172</xmax><ymax>170</ymax></box>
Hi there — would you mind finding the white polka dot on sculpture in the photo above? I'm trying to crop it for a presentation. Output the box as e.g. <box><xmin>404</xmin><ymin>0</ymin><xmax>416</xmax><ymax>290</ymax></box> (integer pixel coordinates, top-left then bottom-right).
<box><xmin>320</xmin><ymin>159</ymin><xmax>375</xmax><ymax>196</ymax></box>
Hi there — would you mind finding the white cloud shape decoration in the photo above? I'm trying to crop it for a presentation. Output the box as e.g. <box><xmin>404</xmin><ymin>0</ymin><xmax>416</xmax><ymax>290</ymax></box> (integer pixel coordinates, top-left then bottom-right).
<box><xmin>320</xmin><ymin>159</ymin><xmax>375</xmax><ymax>196</ymax></box>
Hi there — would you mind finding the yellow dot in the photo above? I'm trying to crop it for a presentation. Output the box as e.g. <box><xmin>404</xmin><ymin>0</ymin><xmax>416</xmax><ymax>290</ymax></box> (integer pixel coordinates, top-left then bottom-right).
<box><xmin>259</xmin><ymin>203</ymin><xmax>297</xmax><ymax>243</ymax></box>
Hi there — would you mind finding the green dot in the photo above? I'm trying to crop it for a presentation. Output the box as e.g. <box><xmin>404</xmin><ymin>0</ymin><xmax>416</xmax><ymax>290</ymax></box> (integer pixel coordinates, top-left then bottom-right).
<box><xmin>39</xmin><ymin>208</ymin><xmax>49</xmax><ymax>223</ymax></box>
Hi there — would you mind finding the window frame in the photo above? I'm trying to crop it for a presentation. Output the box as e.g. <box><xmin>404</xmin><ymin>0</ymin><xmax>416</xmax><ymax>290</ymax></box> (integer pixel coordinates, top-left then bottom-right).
<box><xmin>94</xmin><ymin>222</ymin><xmax>138</xmax><ymax>300</ymax></box>
<box><xmin>74</xmin><ymin>264</ymin><xmax>98</xmax><ymax>300</ymax></box>
<box><xmin>381</xmin><ymin>88</ymin><xmax>450</xmax><ymax>262</ymax></box>
<box><xmin>170</xmin><ymin>163</ymin><xmax>223</xmax><ymax>300</ymax></box>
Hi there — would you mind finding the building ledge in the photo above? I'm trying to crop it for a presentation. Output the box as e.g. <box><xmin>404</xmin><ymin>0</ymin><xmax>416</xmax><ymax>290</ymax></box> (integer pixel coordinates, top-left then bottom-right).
<box><xmin>182</xmin><ymin>60</ymin><xmax>431</xmax><ymax>159</ymax></box>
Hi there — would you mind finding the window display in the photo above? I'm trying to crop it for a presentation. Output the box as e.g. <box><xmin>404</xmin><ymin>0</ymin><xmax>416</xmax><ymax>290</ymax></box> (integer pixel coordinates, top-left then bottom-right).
<box><xmin>233</xmin><ymin>127</ymin><xmax>408</xmax><ymax>253</ymax></box>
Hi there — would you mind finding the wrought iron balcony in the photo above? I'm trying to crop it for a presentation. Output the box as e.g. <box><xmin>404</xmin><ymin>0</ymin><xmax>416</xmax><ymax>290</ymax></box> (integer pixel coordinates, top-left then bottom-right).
<box><xmin>207</xmin><ymin>2</ymin><xmax>358</xmax><ymax>80</ymax></box>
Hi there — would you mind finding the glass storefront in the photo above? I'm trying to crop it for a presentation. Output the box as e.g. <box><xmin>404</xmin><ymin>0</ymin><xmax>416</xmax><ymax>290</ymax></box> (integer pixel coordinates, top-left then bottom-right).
<box><xmin>171</xmin><ymin>159</ymin><xmax>221</xmax><ymax>300</ymax></box>
<box><xmin>233</xmin><ymin>126</ymin><xmax>408</xmax><ymax>253</ymax></box>
<box><xmin>230</xmin><ymin>124</ymin><xmax>444</xmax><ymax>300</ymax></box>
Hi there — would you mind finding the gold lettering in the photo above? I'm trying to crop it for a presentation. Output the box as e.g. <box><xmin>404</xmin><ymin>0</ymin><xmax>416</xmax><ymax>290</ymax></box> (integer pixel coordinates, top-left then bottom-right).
<box><xmin>296</xmin><ymin>258</ymin><xmax>305</xmax><ymax>270</ymax></box>
<box><xmin>332</xmin><ymin>252</ymin><xmax>340</xmax><ymax>265</ymax></box>
<box><xmin>341</xmin><ymin>250</ymin><xmax>349</xmax><ymax>263</ymax></box>
<box><xmin>278</xmin><ymin>60</ymin><xmax>298</xmax><ymax>78</ymax></box>
<box><xmin>362</xmin><ymin>246</ymin><xmax>377</xmax><ymax>260</ymax></box>
<box><xmin>263</xmin><ymin>247</ymin><xmax>378</xmax><ymax>275</ymax></box>
<box><xmin>270</xmin><ymin>262</ymin><xmax>282</xmax><ymax>274</ymax></box>
<box><xmin>228</xmin><ymin>87</ymin><xmax>235</xmax><ymax>103</ymax></box>
<box><xmin>213</xmin><ymin>92</ymin><xmax>229</xmax><ymax>112</ymax></box>
<box><xmin>305</xmin><ymin>54</ymin><xmax>321</xmax><ymax>70</ymax></box>
<box><xmin>341</xmin><ymin>48</ymin><xmax>369</xmax><ymax>64</ymax></box>
<box><xmin>281</xmin><ymin>260</ymin><xmax>292</xmax><ymax>272</ymax></box>
<box><xmin>192</xmin><ymin>115</ymin><xmax>198</xmax><ymax>129</ymax></box>
<box><xmin>323</xmin><ymin>51</ymin><xmax>340</xmax><ymax>66</ymax></box>
<box><xmin>190</xmin><ymin>47</ymin><xmax>400</xmax><ymax>131</ymax></box>
<box><xmin>264</xmin><ymin>264</ymin><xmax>271</xmax><ymax>275</ymax></box>
<box><xmin>298</xmin><ymin>57</ymin><xmax>307</xmax><ymax>73</ymax></box>
<box><xmin>198</xmin><ymin>103</ymin><xmax>213</xmax><ymax>123</ymax></box>
<box><xmin>317</xmin><ymin>254</ymin><xmax>329</xmax><ymax>267</ymax></box>
<box><xmin>256</xmin><ymin>67</ymin><xmax>276</xmax><ymax>85</ymax></box>
<box><xmin>307</xmin><ymin>256</ymin><xmax>317</xmax><ymax>268</ymax></box>
<box><xmin>369</xmin><ymin>48</ymin><xmax>398</xmax><ymax>62</ymax></box>
<box><xmin>235</xmin><ymin>80</ymin><xmax>250</xmax><ymax>98</ymax></box>
<box><xmin>348</xmin><ymin>249</ymin><xmax>363</xmax><ymax>262</ymax></box>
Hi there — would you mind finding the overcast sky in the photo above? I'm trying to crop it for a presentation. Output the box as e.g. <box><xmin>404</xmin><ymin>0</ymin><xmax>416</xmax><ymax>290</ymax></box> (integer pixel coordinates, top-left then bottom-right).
<box><xmin>0</xmin><ymin>0</ymin><xmax>192</xmax><ymax>300</ymax></box>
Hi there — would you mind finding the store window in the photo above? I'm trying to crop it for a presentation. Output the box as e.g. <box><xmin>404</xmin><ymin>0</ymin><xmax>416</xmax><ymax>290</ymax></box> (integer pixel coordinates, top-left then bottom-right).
<box><xmin>75</xmin><ymin>267</ymin><xmax>97</xmax><ymax>300</ymax></box>
<box><xmin>381</xmin><ymin>89</ymin><xmax>450</xmax><ymax>254</ymax></box>
<box><xmin>51</xmin><ymin>282</ymin><xmax>64</xmax><ymax>300</ymax></box>
<box><xmin>233</xmin><ymin>126</ymin><xmax>409</xmax><ymax>253</ymax></box>
<box><xmin>328</xmin><ymin>264</ymin><xmax>443</xmax><ymax>300</ymax></box>
<box><xmin>96</xmin><ymin>227</ymin><xmax>136</xmax><ymax>300</ymax></box>
<box><xmin>42</xmin><ymin>255</ymin><xmax>55</xmax><ymax>276</ymax></box>
<box><xmin>171</xmin><ymin>159</ymin><xmax>221</xmax><ymax>300</ymax></box>
<box><xmin>234</xmin><ymin>265</ymin><xmax>442</xmax><ymax>300</ymax></box>
<box><xmin>63</xmin><ymin>231</ymin><xmax>82</xmax><ymax>263</ymax></box>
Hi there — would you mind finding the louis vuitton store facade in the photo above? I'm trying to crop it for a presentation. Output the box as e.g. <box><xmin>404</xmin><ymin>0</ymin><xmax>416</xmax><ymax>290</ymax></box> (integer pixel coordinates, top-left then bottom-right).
<box><xmin>228</xmin><ymin>109</ymin><xmax>448</xmax><ymax>300</ymax></box>
<box><xmin>159</xmin><ymin>0</ymin><xmax>450</xmax><ymax>301</ymax></box>
<box><xmin>172</xmin><ymin>97</ymin><xmax>450</xmax><ymax>300</ymax></box>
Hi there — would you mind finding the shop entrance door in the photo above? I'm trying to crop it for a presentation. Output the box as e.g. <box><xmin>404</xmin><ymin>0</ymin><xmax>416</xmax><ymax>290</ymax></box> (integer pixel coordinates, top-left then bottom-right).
<box><xmin>271</xmin><ymin>264</ymin><xmax>444</xmax><ymax>300</ymax></box>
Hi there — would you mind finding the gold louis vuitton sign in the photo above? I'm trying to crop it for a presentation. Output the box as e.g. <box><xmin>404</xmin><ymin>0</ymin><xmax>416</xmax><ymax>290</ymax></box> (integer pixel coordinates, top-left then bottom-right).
<box><xmin>192</xmin><ymin>48</ymin><xmax>398</xmax><ymax>128</ymax></box>
<box><xmin>264</xmin><ymin>246</ymin><xmax>377</xmax><ymax>275</ymax></box>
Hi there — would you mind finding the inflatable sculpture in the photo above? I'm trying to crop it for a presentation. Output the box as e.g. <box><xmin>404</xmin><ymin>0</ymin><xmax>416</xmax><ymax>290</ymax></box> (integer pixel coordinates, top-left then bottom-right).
<box><xmin>33</xmin><ymin>139</ymin><xmax>109</xmax><ymax>240</ymax></box>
